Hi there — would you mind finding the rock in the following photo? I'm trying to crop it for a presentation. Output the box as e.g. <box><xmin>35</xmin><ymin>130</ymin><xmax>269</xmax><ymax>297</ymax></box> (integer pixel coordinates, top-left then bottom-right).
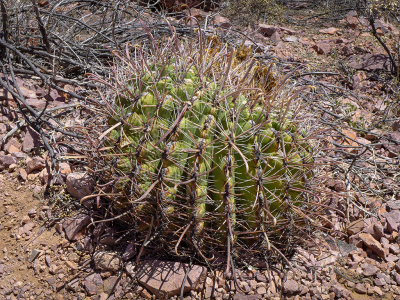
<box><xmin>93</xmin><ymin>251</ymin><xmax>123</xmax><ymax>272</ymax></box>
<box><xmin>312</xmin><ymin>43</ymin><xmax>332</xmax><ymax>55</ymax></box>
<box><xmin>29</xmin><ymin>249</ymin><xmax>42</xmax><ymax>262</ymax></box>
<box><xmin>214</xmin><ymin>15</ymin><xmax>230</xmax><ymax>28</ymax></box>
<box><xmin>45</xmin><ymin>255</ymin><xmax>51</xmax><ymax>267</ymax></box>
<box><xmin>270</xmin><ymin>31</ymin><xmax>281</xmax><ymax>42</ymax></box>
<box><xmin>255</xmin><ymin>272</ymin><xmax>267</xmax><ymax>283</ymax></box>
<box><xmin>26</xmin><ymin>156</ymin><xmax>46</xmax><ymax>174</ymax></box>
<box><xmin>122</xmin><ymin>243</ymin><xmax>136</xmax><ymax>261</ymax></box>
<box><xmin>84</xmin><ymin>281</ymin><xmax>97</xmax><ymax>296</ymax></box>
<box><xmin>256</xmin><ymin>286</ymin><xmax>266</xmax><ymax>294</ymax></box>
<box><xmin>346</xmin><ymin>54</ymin><xmax>392</xmax><ymax>72</ymax></box>
<box><xmin>11</xmin><ymin>151</ymin><xmax>27</xmax><ymax>161</ymax></box>
<box><xmin>383</xmin><ymin>210</ymin><xmax>400</xmax><ymax>224</ymax></box>
<box><xmin>103</xmin><ymin>276</ymin><xmax>118</xmax><ymax>294</ymax></box>
<box><xmin>8</xmin><ymin>163</ymin><xmax>16</xmax><ymax>171</ymax></box>
<box><xmin>374</xmin><ymin>278</ymin><xmax>385</xmax><ymax>286</ymax></box>
<box><xmin>279</xmin><ymin>26</ymin><xmax>296</xmax><ymax>35</ymax></box>
<box><xmin>319</xmin><ymin>28</ymin><xmax>338</xmax><ymax>35</ymax></box>
<box><xmin>98</xmin><ymin>293</ymin><xmax>109</xmax><ymax>300</ymax></box>
<box><xmin>56</xmin><ymin>162</ymin><xmax>71</xmax><ymax>175</ymax></box>
<box><xmin>62</xmin><ymin>213</ymin><xmax>90</xmax><ymax>241</ymax></box>
<box><xmin>258</xmin><ymin>24</ymin><xmax>280</xmax><ymax>37</ymax></box>
<box><xmin>386</xmin><ymin>254</ymin><xmax>398</xmax><ymax>262</ymax></box>
<box><xmin>390</xmin><ymin>243</ymin><xmax>400</xmax><ymax>254</ymax></box>
<box><xmin>394</xmin><ymin>272</ymin><xmax>400</xmax><ymax>285</ymax></box>
<box><xmin>66</xmin><ymin>172</ymin><xmax>94</xmax><ymax>199</ymax></box>
<box><xmin>140</xmin><ymin>288</ymin><xmax>152</xmax><ymax>299</ymax></box>
<box><xmin>354</xmin><ymin>283</ymin><xmax>367</xmax><ymax>294</ymax></box>
<box><xmin>39</xmin><ymin>168</ymin><xmax>51</xmax><ymax>184</ymax></box>
<box><xmin>135</xmin><ymin>260</ymin><xmax>207</xmax><ymax>299</ymax></box>
<box><xmin>19</xmin><ymin>168</ymin><xmax>27</xmax><ymax>180</ymax></box>
<box><xmin>22</xmin><ymin>222</ymin><xmax>35</xmax><ymax>234</ymax></box>
<box><xmin>312</xmin><ymin>43</ymin><xmax>331</xmax><ymax>55</ymax></box>
<box><xmin>233</xmin><ymin>295</ymin><xmax>262</xmax><ymax>300</ymax></box>
<box><xmin>283</xmin><ymin>280</ymin><xmax>300</xmax><ymax>295</ymax></box>
<box><xmin>0</xmin><ymin>155</ymin><xmax>17</xmax><ymax>171</ymax></box>
<box><xmin>374</xmin><ymin>286</ymin><xmax>383</xmax><ymax>296</ymax></box>
<box><xmin>381</xmin><ymin>132</ymin><xmax>400</xmax><ymax>158</ymax></box>
<box><xmin>346</xmin><ymin>16</ymin><xmax>359</xmax><ymax>29</ymax></box>
<box><xmin>282</xmin><ymin>36</ymin><xmax>298</xmax><ymax>42</ymax></box>
<box><xmin>350</xmin><ymin>71</ymin><xmax>367</xmax><ymax>90</ymax></box>
<box><xmin>359</xmin><ymin>233</ymin><xmax>386</xmax><ymax>258</ymax></box>
<box><xmin>22</xmin><ymin>127</ymin><xmax>41</xmax><ymax>153</ymax></box>
<box><xmin>66</xmin><ymin>278</ymin><xmax>81</xmax><ymax>292</ymax></box>
<box><xmin>362</xmin><ymin>264</ymin><xmax>379</xmax><ymax>276</ymax></box>
<box><xmin>4</xmin><ymin>138</ymin><xmax>21</xmax><ymax>154</ymax></box>
<box><xmin>347</xmin><ymin>219</ymin><xmax>364</xmax><ymax>235</ymax></box>
<box><xmin>85</xmin><ymin>273</ymin><xmax>103</xmax><ymax>287</ymax></box>
<box><xmin>373</xmin><ymin>223</ymin><xmax>384</xmax><ymax>239</ymax></box>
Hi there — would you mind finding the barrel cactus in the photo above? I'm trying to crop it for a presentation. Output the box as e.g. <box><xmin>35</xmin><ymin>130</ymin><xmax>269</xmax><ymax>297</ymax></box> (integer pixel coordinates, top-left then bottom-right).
<box><xmin>86</xmin><ymin>31</ymin><xmax>323</xmax><ymax>266</ymax></box>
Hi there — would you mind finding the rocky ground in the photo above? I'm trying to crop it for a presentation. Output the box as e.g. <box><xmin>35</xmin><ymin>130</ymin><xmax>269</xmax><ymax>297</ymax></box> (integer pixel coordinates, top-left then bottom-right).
<box><xmin>1</xmin><ymin>2</ymin><xmax>400</xmax><ymax>300</ymax></box>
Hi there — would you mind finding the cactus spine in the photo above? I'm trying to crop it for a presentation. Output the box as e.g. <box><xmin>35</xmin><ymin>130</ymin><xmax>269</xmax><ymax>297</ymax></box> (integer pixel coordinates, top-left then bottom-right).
<box><xmin>88</xmin><ymin>31</ymin><xmax>320</xmax><ymax>265</ymax></box>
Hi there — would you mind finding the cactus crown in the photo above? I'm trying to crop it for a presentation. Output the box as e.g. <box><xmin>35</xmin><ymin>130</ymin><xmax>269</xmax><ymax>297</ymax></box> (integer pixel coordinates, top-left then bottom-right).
<box><xmin>87</xmin><ymin>28</ymin><xmax>324</xmax><ymax>267</ymax></box>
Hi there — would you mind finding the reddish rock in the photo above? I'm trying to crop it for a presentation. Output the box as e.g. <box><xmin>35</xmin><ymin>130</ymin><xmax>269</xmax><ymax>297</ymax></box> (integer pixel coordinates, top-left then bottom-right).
<box><xmin>66</xmin><ymin>172</ymin><xmax>94</xmax><ymax>199</ymax></box>
<box><xmin>347</xmin><ymin>219</ymin><xmax>364</xmax><ymax>235</ymax></box>
<box><xmin>270</xmin><ymin>31</ymin><xmax>281</xmax><ymax>42</ymax></box>
<box><xmin>4</xmin><ymin>138</ymin><xmax>21</xmax><ymax>154</ymax></box>
<box><xmin>11</xmin><ymin>151</ymin><xmax>26</xmax><ymax>161</ymax></box>
<box><xmin>354</xmin><ymin>283</ymin><xmax>367</xmax><ymax>294</ymax></box>
<box><xmin>19</xmin><ymin>168</ymin><xmax>27</xmax><ymax>181</ymax></box>
<box><xmin>279</xmin><ymin>26</ymin><xmax>296</xmax><ymax>35</ymax></box>
<box><xmin>22</xmin><ymin>222</ymin><xmax>35</xmax><ymax>234</ymax></box>
<box><xmin>390</xmin><ymin>243</ymin><xmax>400</xmax><ymax>254</ymax></box>
<box><xmin>347</xmin><ymin>54</ymin><xmax>391</xmax><ymax>72</ymax></box>
<box><xmin>22</xmin><ymin>127</ymin><xmax>41</xmax><ymax>153</ymax></box>
<box><xmin>255</xmin><ymin>272</ymin><xmax>267</xmax><ymax>282</ymax></box>
<box><xmin>381</xmin><ymin>132</ymin><xmax>400</xmax><ymax>158</ymax></box>
<box><xmin>319</xmin><ymin>28</ymin><xmax>339</xmax><ymax>35</ymax></box>
<box><xmin>394</xmin><ymin>272</ymin><xmax>400</xmax><ymax>285</ymax></box>
<box><xmin>385</xmin><ymin>254</ymin><xmax>398</xmax><ymax>262</ymax></box>
<box><xmin>387</xmin><ymin>216</ymin><xmax>398</xmax><ymax>233</ymax></box>
<box><xmin>56</xmin><ymin>162</ymin><xmax>71</xmax><ymax>175</ymax></box>
<box><xmin>39</xmin><ymin>168</ymin><xmax>51</xmax><ymax>184</ymax></box>
<box><xmin>134</xmin><ymin>260</ymin><xmax>207</xmax><ymax>299</ymax></box>
<box><xmin>63</xmin><ymin>213</ymin><xmax>90</xmax><ymax>241</ymax></box>
<box><xmin>359</xmin><ymin>233</ymin><xmax>386</xmax><ymax>258</ymax></box>
<box><xmin>38</xmin><ymin>0</ymin><xmax>49</xmax><ymax>7</ymax></box>
<box><xmin>362</xmin><ymin>264</ymin><xmax>379</xmax><ymax>276</ymax></box>
<box><xmin>283</xmin><ymin>280</ymin><xmax>300</xmax><ymax>295</ymax></box>
<box><xmin>312</xmin><ymin>43</ymin><xmax>331</xmax><ymax>55</ymax></box>
<box><xmin>374</xmin><ymin>278</ymin><xmax>385</xmax><ymax>286</ymax></box>
<box><xmin>335</xmin><ymin>37</ymin><xmax>350</xmax><ymax>44</ymax></box>
<box><xmin>0</xmin><ymin>155</ymin><xmax>17</xmax><ymax>171</ymax></box>
<box><xmin>84</xmin><ymin>281</ymin><xmax>97</xmax><ymax>296</ymax></box>
<box><xmin>346</xmin><ymin>16</ymin><xmax>359</xmax><ymax>29</ymax></box>
<box><xmin>258</xmin><ymin>24</ymin><xmax>280</xmax><ymax>37</ymax></box>
<box><xmin>26</xmin><ymin>156</ymin><xmax>46</xmax><ymax>174</ymax></box>
<box><xmin>383</xmin><ymin>210</ymin><xmax>400</xmax><ymax>224</ymax></box>
<box><xmin>214</xmin><ymin>15</ymin><xmax>230</xmax><ymax>28</ymax></box>
<box><xmin>373</xmin><ymin>223</ymin><xmax>384</xmax><ymax>240</ymax></box>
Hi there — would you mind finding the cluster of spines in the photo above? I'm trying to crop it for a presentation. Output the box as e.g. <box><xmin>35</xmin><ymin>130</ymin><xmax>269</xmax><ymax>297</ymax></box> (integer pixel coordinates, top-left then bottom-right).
<box><xmin>97</xmin><ymin>38</ymin><xmax>317</xmax><ymax>262</ymax></box>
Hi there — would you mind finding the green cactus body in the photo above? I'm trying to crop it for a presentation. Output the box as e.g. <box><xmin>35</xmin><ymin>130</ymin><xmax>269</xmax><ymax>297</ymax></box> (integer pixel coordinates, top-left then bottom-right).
<box><xmin>105</xmin><ymin>53</ymin><xmax>314</xmax><ymax>255</ymax></box>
